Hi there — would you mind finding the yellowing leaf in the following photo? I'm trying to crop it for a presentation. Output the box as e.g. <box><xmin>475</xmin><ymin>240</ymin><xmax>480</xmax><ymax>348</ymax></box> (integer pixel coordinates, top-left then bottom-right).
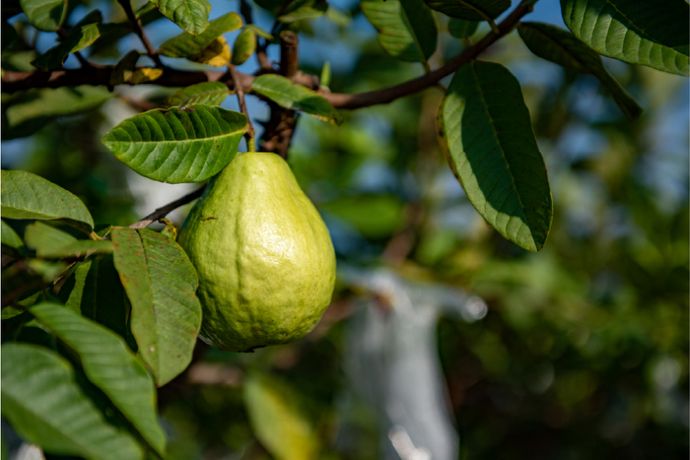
<box><xmin>191</xmin><ymin>37</ymin><xmax>231</xmax><ymax>67</ymax></box>
<box><xmin>125</xmin><ymin>68</ymin><xmax>164</xmax><ymax>84</ymax></box>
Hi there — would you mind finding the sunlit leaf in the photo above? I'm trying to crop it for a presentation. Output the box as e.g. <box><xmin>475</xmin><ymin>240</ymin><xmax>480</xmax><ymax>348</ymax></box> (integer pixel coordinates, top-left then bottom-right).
<box><xmin>29</xmin><ymin>303</ymin><xmax>166</xmax><ymax>456</ymax></box>
<box><xmin>244</xmin><ymin>373</ymin><xmax>319</xmax><ymax>460</ymax></box>
<box><xmin>361</xmin><ymin>0</ymin><xmax>437</xmax><ymax>63</ymax></box>
<box><xmin>159</xmin><ymin>12</ymin><xmax>241</xmax><ymax>58</ymax></box>
<box><xmin>165</xmin><ymin>82</ymin><xmax>230</xmax><ymax>107</ymax></box>
<box><xmin>1</xmin><ymin>343</ymin><xmax>143</xmax><ymax>460</ymax></box>
<box><xmin>439</xmin><ymin>61</ymin><xmax>552</xmax><ymax>251</ymax></box>
<box><xmin>150</xmin><ymin>0</ymin><xmax>210</xmax><ymax>35</ymax></box>
<box><xmin>518</xmin><ymin>22</ymin><xmax>641</xmax><ymax>118</ymax></box>
<box><xmin>111</xmin><ymin>227</ymin><xmax>202</xmax><ymax>386</ymax></box>
<box><xmin>19</xmin><ymin>0</ymin><xmax>66</xmax><ymax>31</ymax></box>
<box><xmin>1</xmin><ymin>220</ymin><xmax>23</xmax><ymax>249</ymax></box>
<box><xmin>24</xmin><ymin>221</ymin><xmax>109</xmax><ymax>258</ymax></box>
<box><xmin>231</xmin><ymin>28</ymin><xmax>256</xmax><ymax>65</ymax></box>
<box><xmin>1</xmin><ymin>170</ymin><xmax>94</xmax><ymax>229</ymax></box>
<box><xmin>102</xmin><ymin>105</ymin><xmax>247</xmax><ymax>183</ymax></box>
<box><xmin>252</xmin><ymin>74</ymin><xmax>342</xmax><ymax>124</ymax></box>
<box><xmin>190</xmin><ymin>36</ymin><xmax>231</xmax><ymax>66</ymax></box>
<box><xmin>561</xmin><ymin>0</ymin><xmax>689</xmax><ymax>75</ymax></box>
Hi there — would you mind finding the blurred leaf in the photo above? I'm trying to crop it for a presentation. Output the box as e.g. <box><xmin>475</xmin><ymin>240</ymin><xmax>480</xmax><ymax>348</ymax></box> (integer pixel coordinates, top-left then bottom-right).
<box><xmin>150</xmin><ymin>0</ymin><xmax>210</xmax><ymax>35</ymax></box>
<box><xmin>165</xmin><ymin>82</ymin><xmax>230</xmax><ymax>107</ymax></box>
<box><xmin>101</xmin><ymin>105</ymin><xmax>247</xmax><ymax>183</ymax></box>
<box><xmin>2</xmin><ymin>86</ymin><xmax>111</xmax><ymax>139</ymax></box>
<box><xmin>64</xmin><ymin>257</ymin><xmax>133</xmax><ymax>344</ymax></box>
<box><xmin>252</xmin><ymin>74</ymin><xmax>342</xmax><ymax>124</ymax></box>
<box><xmin>448</xmin><ymin>18</ymin><xmax>479</xmax><ymax>38</ymax></box>
<box><xmin>231</xmin><ymin>28</ymin><xmax>256</xmax><ymax>65</ymax></box>
<box><xmin>519</xmin><ymin>22</ymin><xmax>642</xmax><ymax>119</ymax></box>
<box><xmin>110</xmin><ymin>50</ymin><xmax>141</xmax><ymax>85</ymax></box>
<box><xmin>190</xmin><ymin>36</ymin><xmax>230</xmax><ymax>66</ymax></box>
<box><xmin>323</xmin><ymin>195</ymin><xmax>406</xmax><ymax>238</ymax></box>
<box><xmin>361</xmin><ymin>0</ymin><xmax>437</xmax><ymax>63</ymax></box>
<box><xmin>32</xmin><ymin>13</ymin><xmax>102</xmax><ymax>70</ymax></box>
<box><xmin>159</xmin><ymin>12</ymin><xmax>241</xmax><ymax>58</ymax></box>
<box><xmin>1</xmin><ymin>343</ymin><xmax>143</xmax><ymax>460</ymax></box>
<box><xmin>244</xmin><ymin>373</ymin><xmax>319</xmax><ymax>460</ymax></box>
<box><xmin>29</xmin><ymin>303</ymin><xmax>166</xmax><ymax>456</ymax></box>
<box><xmin>111</xmin><ymin>227</ymin><xmax>202</xmax><ymax>386</ymax></box>
<box><xmin>19</xmin><ymin>0</ymin><xmax>66</xmax><ymax>31</ymax></box>
<box><xmin>424</xmin><ymin>0</ymin><xmax>509</xmax><ymax>20</ymax></box>
<box><xmin>438</xmin><ymin>61</ymin><xmax>552</xmax><ymax>251</ymax></box>
<box><xmin>1</xmin><ymin>170</ymin><xmax>94</xmax><ymax>229</ymax></box>
<box><xmin>561</xmin><ymin>0</ymin><xmax>689</xmax><ymax>75</ymax></box>
<box><xmin>2</xmin><ymin>219</ymin><xmax>24</xmax><ymax>249</ymax></box>
<box><xmin>278</xmin><ymin>0</ymin><xmax>328</xmax><ymax>22</ymax></box>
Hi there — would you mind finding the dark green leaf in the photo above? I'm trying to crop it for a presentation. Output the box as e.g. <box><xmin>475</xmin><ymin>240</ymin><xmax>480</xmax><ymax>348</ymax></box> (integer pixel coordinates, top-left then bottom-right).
<box><xmin>150</xmin><ymin>0</ymin><xmax>210</xmax><ymax>35</ymax></box>
<box><xmin>424</xmin><ymin>0</ymin><xmax>509</xmax><ymax>20</ymax></box>
<box><xmin>1</xmin><ymin>343</ymin><xmax>143</xmax><ymax>460</ymax></box>
<box><xmin>24</xmin><ymin>221</ymin><xmax>109</xmax><ymax>258</ymax></box>
<box><xmin>561</xmin><ymin>0</ymin><xmax>689</xmax><ymax>75</ymax></box>
<box><xmin>29</xmin><ymin>303</ymin><xmax>166</xmax><ymax>456</ymax></box>
<box><xmin>518</xmin><ymin>22</ymin><xmax>641</xmax><ymax>119</ymax></box>
<box><xmin>361</xmin><ymin>0</ymin><xmax>437</xmax><ymax>63</ymax></box>
<box><xmin>111</xmin><ymin>227</ymin><xmax>202</xmax><ymax>386</ymax></box>
<box><xmin>32</xmin><ymin>14</ymin><xmax>101</xmax><ymax>70</ymax></box>
<box><xmin>1</xmin><ymin>170</ymin><xmax>94</xmax><ymax>229</ymax></box>
<box><xmin>2</xmin><ymin>219</ymin><xmax>24</xmax><ymax>249</ymax></box>
<box><xmin>231</xmin><ymin>28</ymin><xmax>256</xmax><ymax>65</ymax></box>
<box><xmin>19</xmin><ymin>0</ymin><xmax>66</xmax><ymax>31</ymax></box>
<box><xmin>2</xmin><ymin>86</ymin><xmax>111</xmax><ymax>140</ymax></box>
<box><xmin>448</xmin><ymin>18</ymin><xmax>479</xmax><ymax>39</ymax></box>
<box><xmin>244</xmin><ymin>373</ymin><xmax>319</xmax><ymax>459</ymax></box>
<box><xmin>165</xmin><ymin>82</ymin><xmax>231</xmax><ymax>107</ymax></box>
<box><xmin>252</xmin><ymin>74</ymin><xmax>342</xmax><ymax>124</ymax></box>
<box><xmin>159</xmin><ymin>12</ymin><xmax>242</xmax><ymax>58</ymax></box>
<box><xmin>439</xmin><ymin>61</ymin><xmax>552</xmax><ymax>251</ymax></box>
<box><xmin>102</xmin><ymin>105</ymin><xmax>247</xmax><ymax>183</ymax></box>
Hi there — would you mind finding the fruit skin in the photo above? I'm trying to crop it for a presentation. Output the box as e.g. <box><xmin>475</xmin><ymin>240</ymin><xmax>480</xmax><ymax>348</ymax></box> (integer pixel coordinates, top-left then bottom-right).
<box><xmin>178</xmin><ymin>152</ymin><xmax>336</xmax><ymax>351</ymax></box>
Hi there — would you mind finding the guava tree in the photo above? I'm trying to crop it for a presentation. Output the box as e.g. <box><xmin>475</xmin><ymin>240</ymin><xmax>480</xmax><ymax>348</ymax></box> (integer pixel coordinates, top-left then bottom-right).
<box><xmin>1</xmin><ymin>0</ymin><xmax>688</xmax><ymax>458</ymax></box>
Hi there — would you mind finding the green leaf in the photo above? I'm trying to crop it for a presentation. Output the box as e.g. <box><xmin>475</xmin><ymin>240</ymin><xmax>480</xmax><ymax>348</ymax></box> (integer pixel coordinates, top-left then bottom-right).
<box><xmin>3</xmin><ymin>86</ymin><xmax>112</xmax><ymax>140</ymax></box>
<box><xmin>424</xmin><ymin>0</ymin><xmax>509</xmax><ymax>20</ymax></box>
<box><xmin>322</xmin><ymin>195</ymin><xmax>406</xmax><ymax>238</ymax></box>
<box><xmin>159</xmin><ymin>12</ymin><xmax>242</xmax><ymax>58</ymax></box>
<box><xmin>19</xmin><ymin>0</ymin><xmax>66</xmax><ymax>31</ymax></box>
<box><xmin>1</xmin><ymin>343</ymin><xmax>143</xmax><ymax>460</ymax></box>
<box><xmin>165</xmin><ymin>82</ymin><xmax>231</xmax><ymax>107</ymax></box>
<box><xmin>244</xmin><ymin>373</ymin><xmax>319</xmax><ymax>460</ymax></box>
<box><xmin>102</xmin><ymin>105</ymin><xmax>247</xmax><ymax>183</ymax></box>
<box><xmin>448</xmin><ymin>18</ymin><xmax>479</xmax><ymax>39</ymax></box>
<box><xmin>23</xmin><ymin>221</ymin><xmax>109</xmax><ymax>258</ymax></box>
<box><xmin>150</xmin><ymin>0</ymin><xmax>210</xmax><ymax>35</ymax></box>
<box><xmin>111</xmin><ymin>227</ymin><xmax>202</xmax><ymax>386</ymax></box>
<box><xmin>518</xmin><ymin>22</ymin><xmax>641</xmax><ymax>119</ymax></box>
<box><xmin>252</xmin><ymin>74</ymin><xmax>342</xmax><ymax>124</ymax></box>
<box><xmin>439</xmin><ymin>61</ymin><xmax>552</xmax><ymax>251</ymax></box>
<box><xmin>561</xmin><ymin>0</ymin><xmax>689</xmax><ymax>75</ymax></box>
<box><xmin>361</xmin><ymin>0</ymin><xmax>437</xmax><ymax>63</ymax></box>
<box><xmin>29</xmin><ymin>303</ymin><xmax>166</xmax><ymax>456</ymax></box>
<box><xmin>1</xmin><ymin>170</ymin><xmax>94</xmax><ymax>229</ymax></box>
<box><xmin>64</xmin><ymin>257</ymin><xmax>134</xmax><ymax>345</ymax></box>
<box><xmin>231</xmin><ymin>28</ymin><xmax>257</xmax><ymax>65</ymax></box>
<box><xmin>2</xmin><ymin>220</ymin><xmax>24</xmax><ymax>249</ymax></box>
<box><xmin>32</xmin><ymin>13</ymin><xmax>102</xmax><ymax>70</ymax></box>
<box><xmin>278</xmin><ymin>0</ymin><xmax>328</xmax><ymax>22</ymax></box>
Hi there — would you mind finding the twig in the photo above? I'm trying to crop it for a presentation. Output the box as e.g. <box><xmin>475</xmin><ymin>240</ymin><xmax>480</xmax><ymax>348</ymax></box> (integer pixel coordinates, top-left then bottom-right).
<box><xmin>130</xmin><ymin>187</ymin><xmax>205</xmax><ymax>229</ymax></box>
<box><xmin>228</xmin><ymin>64</ymin><xmax>256</xmax><ymax>151</ymax></box>
<box><xmin>117</xmin><ymin>0</ymin><xmax>162</xmax><ymax>67</ymax></box>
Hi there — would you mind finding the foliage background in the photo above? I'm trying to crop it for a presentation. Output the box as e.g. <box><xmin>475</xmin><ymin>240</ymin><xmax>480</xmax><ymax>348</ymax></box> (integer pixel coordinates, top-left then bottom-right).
<box><xmin>2</xmin><ymin>0</ymin><xmax>688</xmax><ymax>459</ymax></box>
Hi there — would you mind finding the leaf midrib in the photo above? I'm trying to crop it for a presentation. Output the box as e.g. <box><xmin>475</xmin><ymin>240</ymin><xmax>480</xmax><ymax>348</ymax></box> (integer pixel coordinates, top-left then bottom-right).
<box><xmin>106</xmin><ymin>127</ymin><xmax>246</xmax><ymax>145</ymax></box>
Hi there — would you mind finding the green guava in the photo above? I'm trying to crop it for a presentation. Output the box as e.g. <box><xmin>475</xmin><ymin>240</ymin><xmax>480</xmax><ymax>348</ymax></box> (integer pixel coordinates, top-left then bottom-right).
<box><xmin>178</xmin><ymin>152</ymin><xmax>336</xmax><ymax>351</ymax></box>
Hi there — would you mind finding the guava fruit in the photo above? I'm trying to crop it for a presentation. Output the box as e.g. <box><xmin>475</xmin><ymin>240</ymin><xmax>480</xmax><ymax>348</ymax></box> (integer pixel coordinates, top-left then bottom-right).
<box><xmin>178</xmin><ymin>152</ymin><xmax>336</xmax><ymax>351</ymax></box>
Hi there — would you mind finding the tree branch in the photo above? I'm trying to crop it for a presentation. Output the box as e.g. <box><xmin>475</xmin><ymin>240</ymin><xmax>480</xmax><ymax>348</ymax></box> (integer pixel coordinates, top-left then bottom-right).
<box><xmin>130</xmin><ymin>187</ymin><xmax>205</xmax><ymax>229</ymax></box>
<box><xmin>228</xmin><ymin>64</ymin><xmax>256</xmax><ymax>151</ymax></box>
<box><xmin>117</xmin><ymin>0</ymin><xmax>162</xmax><ymax>66</ymax></box>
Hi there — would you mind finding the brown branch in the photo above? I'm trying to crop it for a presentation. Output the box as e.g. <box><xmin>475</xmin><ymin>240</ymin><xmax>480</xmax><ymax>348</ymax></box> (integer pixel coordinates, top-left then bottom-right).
<box><xmin>130</xmin><ymin>187</ymin><xmax>205</xmax><ymax>229</ymax></box>
<box><xmin>117</xmin><ymin>0</ymin><xmax>162</xmax><ymax>67</ymax></box>
<box><xmin>322</xmin><ymin>0</ymin><xmax>534</xmax><ymax>109</ymax></box>
<box><xmin>228</xmin><ymin>64</ymin><xmax>256</xmax><ymax>151</ymax></box>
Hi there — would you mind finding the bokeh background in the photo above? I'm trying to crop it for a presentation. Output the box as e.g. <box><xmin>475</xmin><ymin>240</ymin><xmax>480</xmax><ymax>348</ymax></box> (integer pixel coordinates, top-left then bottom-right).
<box><xmin>3</xmin><ymin>0</ymin><xmax>688</xmax><ymax>458</ymax></box>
